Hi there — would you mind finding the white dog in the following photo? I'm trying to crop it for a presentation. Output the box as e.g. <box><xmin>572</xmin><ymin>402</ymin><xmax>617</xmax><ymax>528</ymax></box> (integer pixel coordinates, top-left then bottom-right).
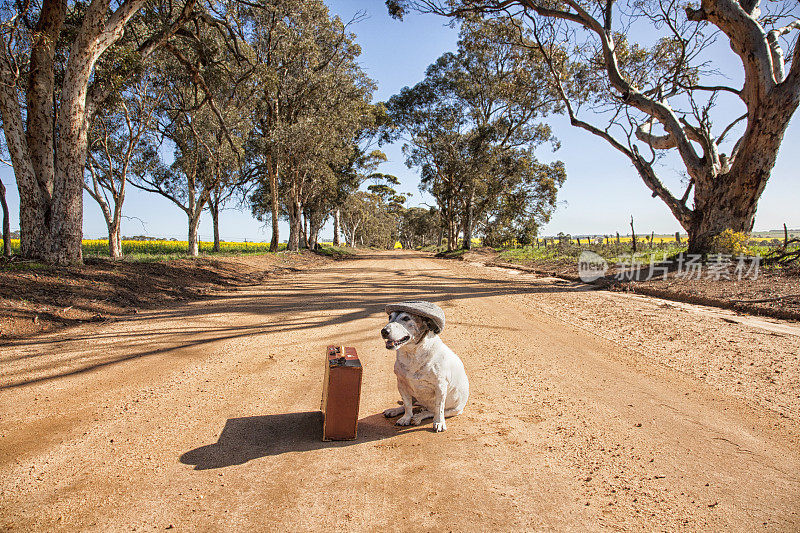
<box><xmin>381</xmin><ymin>301</ymin><xmax>469</xmax><ymax>432</ymax></box>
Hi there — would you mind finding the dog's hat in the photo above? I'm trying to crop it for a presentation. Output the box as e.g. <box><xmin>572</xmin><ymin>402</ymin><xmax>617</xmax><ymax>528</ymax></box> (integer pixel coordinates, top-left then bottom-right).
<box><xmin>385</xmin><ymin>301</ymin><xmax>445</xmax><ymax>334</ymax></box>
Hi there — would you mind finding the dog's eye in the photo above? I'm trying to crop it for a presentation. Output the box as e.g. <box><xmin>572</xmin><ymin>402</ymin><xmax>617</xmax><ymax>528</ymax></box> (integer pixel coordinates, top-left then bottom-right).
<box><xmin>402</xmin><ymin>316</ymin><xmax>410</xmax><ymax>321</ymax></box>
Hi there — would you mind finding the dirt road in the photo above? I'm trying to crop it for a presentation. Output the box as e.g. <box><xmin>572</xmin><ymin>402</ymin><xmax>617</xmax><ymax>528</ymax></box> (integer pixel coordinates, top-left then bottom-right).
<box><xmin>1</xmin><ymin>251</ymin><xmax>798</xmax><ymax>531</ymax></box>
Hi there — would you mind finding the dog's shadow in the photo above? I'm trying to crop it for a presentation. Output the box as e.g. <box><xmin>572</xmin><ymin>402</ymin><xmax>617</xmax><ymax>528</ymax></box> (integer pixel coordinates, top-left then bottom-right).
<box><xmin>180</xmin><ymin>411</ymin><xmax>409</xmax><ymax>470</ymax></box>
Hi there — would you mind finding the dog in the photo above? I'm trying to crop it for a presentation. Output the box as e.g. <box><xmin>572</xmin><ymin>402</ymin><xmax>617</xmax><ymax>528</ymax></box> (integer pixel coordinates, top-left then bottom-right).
<box><xmin>381</xmin><ymin>301</ymin><xmax>469</xmax><ymax>432</ymax></box>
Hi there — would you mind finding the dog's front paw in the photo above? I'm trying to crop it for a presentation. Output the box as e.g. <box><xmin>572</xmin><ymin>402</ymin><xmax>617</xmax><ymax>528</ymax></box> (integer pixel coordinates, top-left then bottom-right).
<box><xmin>432</xmin><ymin>420</ymin><xmax>447</xmax><ymax>432</ymax></box>
<box><xmin>410</xmin><ymin>412</ymin><xmax>430</xmax><ymax>425</ymax></box>
<box><xmin>396</xmin><ymin>415</ymin><xmax>413</xmax><ymax>426</ymax></box>
<box><xmin>383</xmin><ymin>406</ymin><xmax>404</xmax><ymax>418</ymax></box>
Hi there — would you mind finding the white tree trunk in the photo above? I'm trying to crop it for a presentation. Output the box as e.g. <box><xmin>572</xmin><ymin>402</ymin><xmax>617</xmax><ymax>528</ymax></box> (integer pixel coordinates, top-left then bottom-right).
<box><xmin>333</xmin><ymin>207</ymin><xmax>341</xmax><ymax>246</ymax></box>
<box><xmin>188</xmin><ymin>214</ymin><xmax>200</xmax><ymax>257</ymax></box>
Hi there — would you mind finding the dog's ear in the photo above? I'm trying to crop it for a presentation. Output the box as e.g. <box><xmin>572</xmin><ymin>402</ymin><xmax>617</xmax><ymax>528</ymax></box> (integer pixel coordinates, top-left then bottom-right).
<box><xmin>422</xmin><ymin>317</ymin><xmax>437</xmax><ymax>334</ymax></box>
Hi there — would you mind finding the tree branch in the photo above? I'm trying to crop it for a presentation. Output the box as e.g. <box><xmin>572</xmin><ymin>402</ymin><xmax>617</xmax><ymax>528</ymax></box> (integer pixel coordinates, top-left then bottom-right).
<box><xmin>0</xmin><ymin>67</ymin><xmax>44</xmax><ymax>204</ymax></box>
<box><xmin>635</xmin><ymin>119</ymin><xmax>706</xmax><ymax>149</ymax></box>
<box><xmin>687</xmin><ymin>0</ymin><xmax>776</xmax><ymax>103</ymax></box>
<box><xmin>529</xmin><ymin>22</ymin><xmax>692</xmax><ymax>226</ymax></box>
<box><xmin>138</xmin><ymin>0</ymin><xmax>199</xmax><ymax>59</ymax></box>
<box><xmin>679</xmin><ymin>178</ymin><xmax>694</xmax><ymax>205</ymax></box>
<box><xmin>716</xmin><ymin>112</ymin><xmax>747</xmax><ymax>145</ymax></box>
<box><xmin>127</xmin><ymin>175</ymin><xmax>191</xmax><ymax>215</ymax></box>
<box><xmin>97</xmin><ymin>0</ymin><xmax>147</xmax><ymax>51</ymax></box>
<box><xmin>164</xmin><ymin>42</ymin><xmax>241</xmax><ymax>157</ymax></box>
<box><xmin>676</xmin><ymin>82</ymin><xmax>741</xmax><ymax>96</ymax></box>
<box><xmin>523</xmin><ymin>0</ymin><xmax>706</xmax><ymax>179</ymax></box>
<box><xmin>765</xmin><ymin>20</ymin><xmax>800</xmax><ymax>83</ymax></box>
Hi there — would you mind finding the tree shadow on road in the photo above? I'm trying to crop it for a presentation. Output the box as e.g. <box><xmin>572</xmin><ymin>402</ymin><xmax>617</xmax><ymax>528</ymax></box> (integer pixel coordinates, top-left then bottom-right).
<box><xmin>2</xmin><ymin>253</ymin><xmax>593</xmax><ymax>388</ymax></box>
<box><xmin>179</xmin><ymin>411</ymin><xmax>404</xmax><ymax>470</ymax></box>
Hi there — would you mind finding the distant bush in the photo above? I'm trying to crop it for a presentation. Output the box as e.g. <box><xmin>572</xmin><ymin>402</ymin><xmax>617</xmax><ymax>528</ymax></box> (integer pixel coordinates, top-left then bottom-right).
<box><xmin>314</xmin><ymin>245</ymin><xmax>355</xmax><ymax>259</ymax></box>
<box><xmin>711</xmin><ymin>229</ymin><xmax>751</xmax><ymax>255</ymax></box>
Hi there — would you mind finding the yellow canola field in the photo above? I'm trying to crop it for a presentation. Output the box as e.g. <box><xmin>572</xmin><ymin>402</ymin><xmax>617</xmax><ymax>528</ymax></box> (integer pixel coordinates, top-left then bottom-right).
<box><xmin>6</xmin><ymin>239</ymin><xmax>278</xmax><ymax>256</ymax></box>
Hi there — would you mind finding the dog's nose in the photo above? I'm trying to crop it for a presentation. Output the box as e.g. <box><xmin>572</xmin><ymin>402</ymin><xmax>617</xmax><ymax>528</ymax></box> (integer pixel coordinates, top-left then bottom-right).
<box><xmin>380</xmin><ymin>326</ymin><xmax>390</xmax><ymax>339</ymax></box>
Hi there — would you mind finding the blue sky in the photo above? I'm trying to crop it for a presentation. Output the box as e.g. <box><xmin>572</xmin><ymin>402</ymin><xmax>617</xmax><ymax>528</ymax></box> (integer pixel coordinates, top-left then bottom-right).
<box><xmin>0</xmin><ymin>1</ymin><xmax>797</xmax><ymax>241</ymax></box>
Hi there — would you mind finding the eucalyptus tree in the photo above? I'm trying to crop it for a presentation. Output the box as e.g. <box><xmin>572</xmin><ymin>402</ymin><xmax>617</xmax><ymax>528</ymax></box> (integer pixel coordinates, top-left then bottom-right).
<box><xmin>209</xmin><ymin>181</ymin><xmax>238</xmax><ymax>252</ymax></box>
<box><xmin>0</xmin><ymin>137</ymin><xmax>10</xmax><ymax>257</ymax></box>
<box><xmin>244</xmin><ymin>1</ymin><xmax>375</xmax><ymax>251</ymax></box>
<box><xmin>387</xmin><ymin>17</ymin><xmax>565</xmax><ymax>250</ymax></box>
<box><xmin>386</xmin><ymin>80</ymin><xmax>469</xmax><ymax>250</ymax></box>
<box><xmin>243</xmin><ymin>0</ymin><xmax>302</xmax><ymax>251</ymax></box>
<box><xmin>325</xmin><ymin>106</ymin><xmax>392</xmax><ymax>248</ymax></box>
<box><xmin>205</xmin><ymin>122</ymin><xmax>249</xmax><ymax>252</ymax></box>
<box><xmin>480</xmin><ymin>149</ymin><xmax>566</xmax><ymax>246</ymax></box>
<box><xmin>327</xmin><ymin>146</ymin><xmax>387</xmax><ymax>247</ymax></box>
<box><xmin>281</xmin><ymin>33</ymin><xmax>375</xmax><ymax>251</ymax></box>
<box><xmin>427</xmin><ymin>17</ymin><xmax>565</xmax><ymax>249</ymax></box>
<box><xmin>84</xmin><ymin>71</ymin><xmax>164</xmax><ymax>258</ymax></box>
<box><xmin>398</xmin><ymin>206</ymin><xmax>441</xmax><ymax>248</ymax></box>
<box><xmin>340</xmin><ymin>191</ymin><xmax>400</xmax><ymax>248</ymax></box>
<box><xmin>0</xmin><ymin>0</ymin><xmax>258</xmax><ymax>264</ymax></box>
<box><xmin>367</xmin><ymin>173</ymin><xmax>410</xmax><ymax>212</ymax></box>
<box><xmin>294</xmin><ymin>148</ymin><xmax>386</xmax><ymax>250</ymax></box>
<box><xmin>128</xmin><ymin>100</ymin><xmax>211</xmax><ymax>256</ymax></box>
<box><xmin>132</xmin><ymin>98</ymin><xmax>251</xmax><ymax>256</ymax></box>
<box><xmin>389</xmin><ymin>0</ymin><xmax>800</xmax><ymax>252</ymax></box>
<box><xmin>128</xmin><ymin>18</ymin><xmax>255</xmax><ymax>256</ymax></box>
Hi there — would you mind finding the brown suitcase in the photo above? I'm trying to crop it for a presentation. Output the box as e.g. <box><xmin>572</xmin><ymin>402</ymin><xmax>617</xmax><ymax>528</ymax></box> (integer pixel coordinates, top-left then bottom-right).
<box><xmin>321</xmin><ymin>346</ymin><xmax>363</xmax><ymax>441</ymax></box>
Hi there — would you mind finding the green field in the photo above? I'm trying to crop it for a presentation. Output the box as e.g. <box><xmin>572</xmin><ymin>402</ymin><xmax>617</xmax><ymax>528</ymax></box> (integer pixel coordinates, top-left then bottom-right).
<box><xmin>498</xmin><ymin>236</ymin><xmax>792</xmax><ymax>267</ymax></box>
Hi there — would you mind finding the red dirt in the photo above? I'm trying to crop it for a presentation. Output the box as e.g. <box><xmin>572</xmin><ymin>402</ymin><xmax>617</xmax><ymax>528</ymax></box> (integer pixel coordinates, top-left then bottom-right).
<box><xmin>1</xmin><ymin>251</ymin><xmax>797</xmax><ymax>531</ymax></box>
<box><xmin>466</xmin><ymin>248</ymin><xmax>800</xmax><ymax>320</ymax></box>
<box><xmin>0</xmin><ymin>252</ymin><xmax>330</xmax><ymax>338</ymax></box>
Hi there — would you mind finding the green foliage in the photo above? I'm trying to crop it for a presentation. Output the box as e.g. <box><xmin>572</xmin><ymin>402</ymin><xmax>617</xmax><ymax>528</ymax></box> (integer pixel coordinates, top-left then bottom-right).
<box><xmin>436</xmin><ymin>248</ymin><xmax>467</xmax><ymax>259</ymax></box>
<box><xmin>314</xmin><ymin>245</ymin><xmax>356</xmax><ymax>259</ymax></box>
<box><xmin>480</xmin><ymin>156</ymin><xmax>566</xmax><ymax>247</ymax></box>
<box><xmin>366</xmin><ymin>174</ymin><xmax>410</xmax><ymax>211</ymax></box>
<box><xmin>386</xmin><ymin>16</ymin><xmax>565</xmax><ymax>250</ymax></box>
<box><xmin>340</xmin><ymin>192</ymin><xmax>400</xmax><ymax>248</ymax></box>
<box><xmin>243</xmin><ymin>1</ymin><xmax>379</xmax><ymax>249</ymax></box>
<box><xmin>399</xmin><ymin>206</ymin><xmax>441</xmax><ymax>248</ymax></box>
<box><xmin>499</xmin><ymin>241</ymin><xmax>689</xmax><ymax>266</ymax></box>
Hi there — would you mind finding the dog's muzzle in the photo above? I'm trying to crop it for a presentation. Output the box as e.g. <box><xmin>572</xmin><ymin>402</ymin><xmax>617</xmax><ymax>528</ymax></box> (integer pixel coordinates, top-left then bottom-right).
<box><xmin>381</xmin><ymin>325</ymin><xmax>410</xmax><ymax>349</ymax></box>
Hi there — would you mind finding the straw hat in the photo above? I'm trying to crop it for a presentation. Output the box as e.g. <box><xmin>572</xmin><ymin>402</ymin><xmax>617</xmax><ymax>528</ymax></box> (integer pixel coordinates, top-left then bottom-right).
<box><xmin>385</xmin><ymin>301</ymin><xmax>445</xmax><ymax>334</ymax></box>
